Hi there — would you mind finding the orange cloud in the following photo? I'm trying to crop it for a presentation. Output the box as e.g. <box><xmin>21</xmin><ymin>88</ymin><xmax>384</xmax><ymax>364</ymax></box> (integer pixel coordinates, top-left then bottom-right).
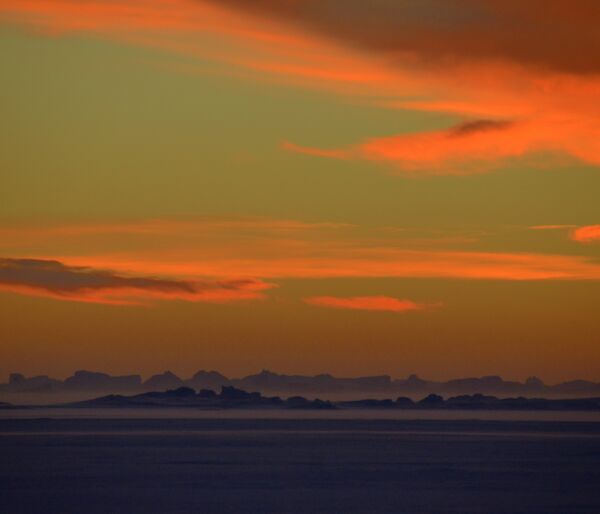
<box><xmin>286</xmin><ymin>113</ymin><xmax>600</xmax><ymax>175</ymax></box>
<box><xmin>305</xmin><ymin>295</ymin><xmax>433</xmax><ymax>313</ymax></box>
<box><xmin>204</xmin><ymin>1</ymin><xmax>600</xmax><ymax>173</ymax></box>
<box><xmin>0</xmin><ymin>217</ymin><xmax>350</xmax><ymax>243</ymax></box>
<box><xmin>209</xmin><ymin>0</ymin><xmax>600</xmax><ymax>76</ymax></box>
<box><xmin>42</xmin><ymin>249</ymin><xmax>600</xmax><ymax>283</ymax></box>
<box><xmin>3</xmin><ymin>1</ymin><xmax>600</xmax><ymax>175</ymax></box>
<box><xmin>281</xmin><ymin>141</ymin><xmax>350</xmax><ymax>161</ymax></box>
<box><xmin>286</xmin><ymin>119</ymin><xmax>535</xmax><ymax>175</ymax></box>
<box><xmin>529</xmin><ymin>225</ymin><xmax>577</xmax><ymax>231</ymax></box>
<box><xmin>3</xmin><ymin>219</ymin><xmax>600</xmax><ymax>283</ymax></box>
<box><xmin>571</xmin><ymin>225</ymin><xmax>600</xmax><ymax>243</ymax></box>
<box><xmin>0</xmin><ymin>258</ymin><xmax>274</xmax><ymax>306</ymax></box>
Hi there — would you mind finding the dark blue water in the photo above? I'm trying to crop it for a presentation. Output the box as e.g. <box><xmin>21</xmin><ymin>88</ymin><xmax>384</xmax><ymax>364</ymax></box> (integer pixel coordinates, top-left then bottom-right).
<box><xmin>2</xmin><ymin>416</ymin><xmax>600</xmax><ymax>514</ymax></box>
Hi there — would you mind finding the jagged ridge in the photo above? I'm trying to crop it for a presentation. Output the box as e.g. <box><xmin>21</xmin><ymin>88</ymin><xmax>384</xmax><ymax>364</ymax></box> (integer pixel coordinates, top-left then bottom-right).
<box><xmin>2</xmin><ymin>369</ymin><xmax>600</xmax><ymax>398</ymax></box>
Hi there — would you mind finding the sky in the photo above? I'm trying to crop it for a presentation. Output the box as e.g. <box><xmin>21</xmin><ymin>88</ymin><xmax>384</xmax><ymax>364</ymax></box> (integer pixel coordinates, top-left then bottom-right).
<box><xmin>1</xmin><ymin>0</ymin><xmax>599</xmax><ymax>383</ymax></box>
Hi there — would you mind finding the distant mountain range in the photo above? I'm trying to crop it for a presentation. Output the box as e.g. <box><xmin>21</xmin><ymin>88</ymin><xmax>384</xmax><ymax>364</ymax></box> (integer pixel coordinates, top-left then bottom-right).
<box><xmin>2</xmin><ymin>369</ymin><xmax>600</xmax><ymax>398</ymax></box>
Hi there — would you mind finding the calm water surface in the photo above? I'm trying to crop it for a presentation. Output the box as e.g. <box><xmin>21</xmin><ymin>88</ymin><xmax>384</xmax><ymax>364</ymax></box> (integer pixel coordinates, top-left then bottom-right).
<box><xmin>2</xmin><ymin>411</ymin><xmax>599</xmax><ymax>514</ymax></box>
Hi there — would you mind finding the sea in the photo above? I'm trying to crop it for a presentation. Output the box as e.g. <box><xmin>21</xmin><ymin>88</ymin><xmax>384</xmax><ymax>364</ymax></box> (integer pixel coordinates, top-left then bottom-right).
<box><xmin>1</xmin><ymin>408</ymin><xmax>599</xmax><ymax>513</ymax></box>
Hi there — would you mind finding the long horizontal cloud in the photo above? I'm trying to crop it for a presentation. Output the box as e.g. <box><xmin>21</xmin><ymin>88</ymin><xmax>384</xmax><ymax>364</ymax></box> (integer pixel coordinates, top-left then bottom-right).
<box><xmin>305</xmin><ymin>296</ymin><xmax>433</xmax><ymax>313</ymax></box>
<box><xmin>35</xmin><ymin>247</ymin><xmax>600</xmax><ymax>282</ymax></box>
<box><xmin>0</xmin><ymin>258</ymin><xmax>273</xmax><ymax>305</ymax></box>
<box><xmin>0</xmin><ymin>217</ymin><xmax>350</xmax><ymax>244</ymax></box>
<box><xmin>2</xmin><ymin>1</ymin><xmax>600</xmax><ymax>175</ymax></box>
<box><xmin>529</xmin><ymin>225</ymin><xmax>577</xmax><ymax>231</ymax></box>
<box><xmin>3</xmin><ymin>219</ymin><xmax>600</xmax><ymax>282</ymax></box>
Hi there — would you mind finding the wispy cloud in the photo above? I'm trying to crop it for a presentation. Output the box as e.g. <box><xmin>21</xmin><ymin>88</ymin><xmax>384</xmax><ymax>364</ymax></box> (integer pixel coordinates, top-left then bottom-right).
<box><xmin>305</xmin><ymin>295</ymin><xmax>435</xmax><ymax>313</ymax></box>
<box><xmin>529</xmin><ymin>225</ymin><xmax>577</xmax><ymax>231</ymax></box>
<box><xmin>0</xmin><ymin>258</ymin><xmax>273</xmax><ymax>305</ymax></box>
<box><xmin>0</xmin><ymin>217</ymin><xmax>350</xmax><ymax>243</ymax></box>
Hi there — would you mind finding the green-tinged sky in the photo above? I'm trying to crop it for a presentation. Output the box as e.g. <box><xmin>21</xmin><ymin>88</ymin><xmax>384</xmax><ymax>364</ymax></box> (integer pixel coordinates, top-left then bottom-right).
<box><xmin>1</xmin><ymin>1</ymin><xmax>599</xmax><ymax>383</ymax></box>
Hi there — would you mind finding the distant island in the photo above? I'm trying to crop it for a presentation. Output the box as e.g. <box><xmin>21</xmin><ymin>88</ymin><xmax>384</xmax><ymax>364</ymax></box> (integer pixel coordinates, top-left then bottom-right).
<box><xmin>2</xmin><ymin>369</ymin><xmax>600</xmax><ymax>399</ymax></box>
<box><xmin>1</xmin><ymin>386</ymin><xmax>600</xmax><ymax>412</ymax></box>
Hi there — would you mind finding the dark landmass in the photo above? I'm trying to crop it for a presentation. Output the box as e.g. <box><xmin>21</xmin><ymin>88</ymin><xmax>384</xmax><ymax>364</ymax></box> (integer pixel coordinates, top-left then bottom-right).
<box><xmin>3</xmin><ymin>387</ymin><xmax>599</xmax><ymax>411</ymax></box>
<box><xmin>340</xmin><ymin>393</ymin><xmax>600</xmax><ymax>411</ymax></box>
<box><xmin>2</xmin><ymin>368</ymin><xmax>600</xmax><ymax>399</ymax></box>
<box><xmin>65</xmin><ymin>386</ymin><xmax>335</xmax><ymax>410</ymax></box>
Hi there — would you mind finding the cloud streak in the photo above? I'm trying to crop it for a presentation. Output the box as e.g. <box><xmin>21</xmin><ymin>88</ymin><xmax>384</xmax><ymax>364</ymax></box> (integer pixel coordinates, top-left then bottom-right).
<box><xmin>43</xmin><ymin>248</ymin><xmax>600</xmax><ymax>283</ymax></box>
<box><xmin>0</xmin><ymin>258</ymin><xmax>273</xmax><ymax>305</ymax></box>
<box><xmin>305</xmin><ymin>295</ymin><xmax>434</xmax><ymax>313</ymax></box>
<box><xmin>3</xmin><ymin>219</ymin><xmax>600</xmax><ymax>285</ymax></box>
<box><xmin>529</xmin><ymin>225</ymin><xmax>577</xmax><ymax>231</ymax></box>
<box><xmin>286</xmin><ymin>118</ymin><xmax>552</xmax><ymax>175</ymax></box>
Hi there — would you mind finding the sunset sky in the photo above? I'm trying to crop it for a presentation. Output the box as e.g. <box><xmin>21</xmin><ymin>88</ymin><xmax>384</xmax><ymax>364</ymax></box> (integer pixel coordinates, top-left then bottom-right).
<box><xmin>1</xmin><ymin>0</ymin><xmax>599</xmax><ymax>382</ymax></box>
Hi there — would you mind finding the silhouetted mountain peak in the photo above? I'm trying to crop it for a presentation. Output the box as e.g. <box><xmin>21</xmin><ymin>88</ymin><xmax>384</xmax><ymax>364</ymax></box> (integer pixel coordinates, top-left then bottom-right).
<box><xmin>143</xmin><ymin>371</ymin><xmax>183</xmax><ymax>390</ymax></box>
<box><xmin>526</xmin><ymin>376</ymin><xmax>545</xmax><ymax>387</ymax></box>
<box><xmin>166</xmin><ymin>387</ymin><xmax>196</xmax><ymax>397</ymax></box>
<box><xmin>73</xmin><ymin>370</ymin><xmax>108</xmax><ymax>378</ymax></box>
<box><xmin>220</xmin><ymin>385</ymin><xmax>261</xmax><ymax>401</ymax></box>
<box><xmin>406</xmin><ymin>374</ymin><xmax>427</xmax><ymax>385</ymax></box>
<box><xmin>481</xmin><ymin>375</ymin><xmax>502</xmax><ymax>383</ymax></box>
<box><xmin>3</xmin><ymin>373</ymin><xmax>61</xmax><ymax>393</ymax></box>
<box><xmin>3</xmin><ymin>370</ymin><xmax>600</xmax><ymax>398</ymax></box>
<box><xmin>191</xmin><ymin>370</ymin><xmax>228</xmax><ymax>381</ymax></box>
<box><xmin>198</xmin><ymin>389</ymin><xmax>217</xmax><ymax>399</ymax></box>
<box><xmin>419</xmin><ymin>394</ymin><xmax>444</xmax><ymax>406</ymax></box>
<box><xmin>395</xmin><ymin>397</ymin><xmax>415</xmax><ymax>407</ymax></box>
<box><xmin>63</xmin><ymin>370</ymin><xmax>141</xmax><ymax>391</ymax></box>
<box><xmin>65</xmin><ymin>370</ymin><xmax>110</xmax><ymax>385</ymax></box>
<box><xmin>9</xmin><ymin>373</ymin><xmax>25</xmax><ymax>384</ymax></box>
